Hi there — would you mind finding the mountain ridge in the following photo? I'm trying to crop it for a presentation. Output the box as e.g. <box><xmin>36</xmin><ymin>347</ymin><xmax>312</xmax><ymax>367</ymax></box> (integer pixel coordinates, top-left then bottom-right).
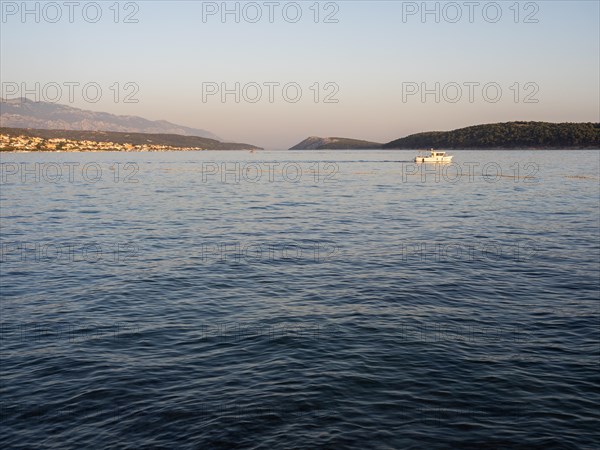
<box><xmin>0</xmin><ymin>98</ymin><xmax>221</xmax><ymax>140</ymax></box>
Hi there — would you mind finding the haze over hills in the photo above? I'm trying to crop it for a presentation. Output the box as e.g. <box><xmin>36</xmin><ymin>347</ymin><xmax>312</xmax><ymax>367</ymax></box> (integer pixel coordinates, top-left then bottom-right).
<box><xmin>290</xmin><ymin>136</ymin><xmax>383</xmax><ymax>150</ymax></box>
<box><xmin>0</xmin><ymin>98</ymin><xmax>221</xmax><ymax>141</ymax></box>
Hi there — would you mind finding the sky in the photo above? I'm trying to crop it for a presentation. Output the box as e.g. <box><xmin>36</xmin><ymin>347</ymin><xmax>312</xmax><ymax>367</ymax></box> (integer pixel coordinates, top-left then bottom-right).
<box><xmin>1</xmin><ymin>0</ymin><xmax>599</xmax><ymax>148</ymax></box>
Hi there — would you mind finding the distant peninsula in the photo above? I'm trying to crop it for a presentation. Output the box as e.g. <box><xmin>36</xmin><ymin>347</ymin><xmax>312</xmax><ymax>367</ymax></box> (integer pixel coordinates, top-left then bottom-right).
<box><xmin>291</xmin><ymin>122</ymin><xmax>599</xmax><ymax>150</ymax></box>
<box><xmin>0</xmin><ymin>127</ymin><xmax>262</xmax><ymax>152</ymax></box>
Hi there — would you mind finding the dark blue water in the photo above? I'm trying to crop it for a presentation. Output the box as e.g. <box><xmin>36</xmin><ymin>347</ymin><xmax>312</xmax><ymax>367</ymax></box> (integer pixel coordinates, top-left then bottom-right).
<box><xmin>1</xmin><ymin>150</ymin><xmax>599</xmax><ymax>449</ymax></box>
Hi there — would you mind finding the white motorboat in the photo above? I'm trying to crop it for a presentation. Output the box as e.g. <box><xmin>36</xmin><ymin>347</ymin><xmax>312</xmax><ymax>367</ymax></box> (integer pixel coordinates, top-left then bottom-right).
<box><xmin>414</xmin><ymin>149</ymin><xmax>453</xmax><ymax>163</ymax></box>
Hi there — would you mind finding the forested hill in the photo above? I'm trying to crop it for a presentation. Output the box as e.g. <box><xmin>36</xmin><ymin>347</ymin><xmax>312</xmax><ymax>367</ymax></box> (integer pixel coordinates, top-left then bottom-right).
<box><xmin>383</xmin><ymin>122</ymin><xmax>599</xmax><ymax>149</ymax></box>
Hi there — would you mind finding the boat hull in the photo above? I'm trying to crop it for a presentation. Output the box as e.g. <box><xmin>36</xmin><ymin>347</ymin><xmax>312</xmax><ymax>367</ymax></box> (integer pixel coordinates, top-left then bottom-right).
<box><xmin>414</xmin><ymin>156</ymin><xmax>453</xmax><ymax>163</ymax></box>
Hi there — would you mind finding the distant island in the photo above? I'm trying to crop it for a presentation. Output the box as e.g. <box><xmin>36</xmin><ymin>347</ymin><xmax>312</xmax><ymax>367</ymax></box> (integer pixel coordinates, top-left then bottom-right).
<box><xmin>0</xmin><ymin>127</ymin><xmax>262</xmax><ymax>152</ymax></box>
<box><xmin>291</xmin><ymin>122</ymin><xmax>599</xmax><ymax>150</ymax></box>
<box><xmin>290</xmin><ymin>136</ymin><xmax>382</xmax><ymax>150</ymax></box>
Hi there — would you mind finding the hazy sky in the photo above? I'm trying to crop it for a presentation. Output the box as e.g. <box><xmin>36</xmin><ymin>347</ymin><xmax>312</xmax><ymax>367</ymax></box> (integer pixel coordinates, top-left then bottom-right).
<box><xmin>1</xmin><ymin>1</ymin><xmax>599</xmax><ymax>148</ymax></box>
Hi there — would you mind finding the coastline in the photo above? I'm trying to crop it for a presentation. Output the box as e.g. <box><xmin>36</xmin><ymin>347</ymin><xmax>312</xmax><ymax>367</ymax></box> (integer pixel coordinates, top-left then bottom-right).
<box><xmin>2</xmin><ymin>147</ymin><xmax>599</xmax><ymax>153</ymax></box>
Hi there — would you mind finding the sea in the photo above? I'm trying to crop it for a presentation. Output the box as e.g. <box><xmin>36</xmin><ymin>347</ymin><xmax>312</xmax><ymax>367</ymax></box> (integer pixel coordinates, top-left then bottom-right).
<box><xmin>1</xmin><ymin>150</ymin><xmax>599</xmax><ymax>449</ymax></box>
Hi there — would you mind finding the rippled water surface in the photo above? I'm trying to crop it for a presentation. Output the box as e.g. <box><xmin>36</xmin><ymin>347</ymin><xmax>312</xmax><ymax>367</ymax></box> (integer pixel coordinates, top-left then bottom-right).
<box><xmin>1</xmin><ymin>150</ymin><xmax>599</xmax><ymax>449</ymax></box>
